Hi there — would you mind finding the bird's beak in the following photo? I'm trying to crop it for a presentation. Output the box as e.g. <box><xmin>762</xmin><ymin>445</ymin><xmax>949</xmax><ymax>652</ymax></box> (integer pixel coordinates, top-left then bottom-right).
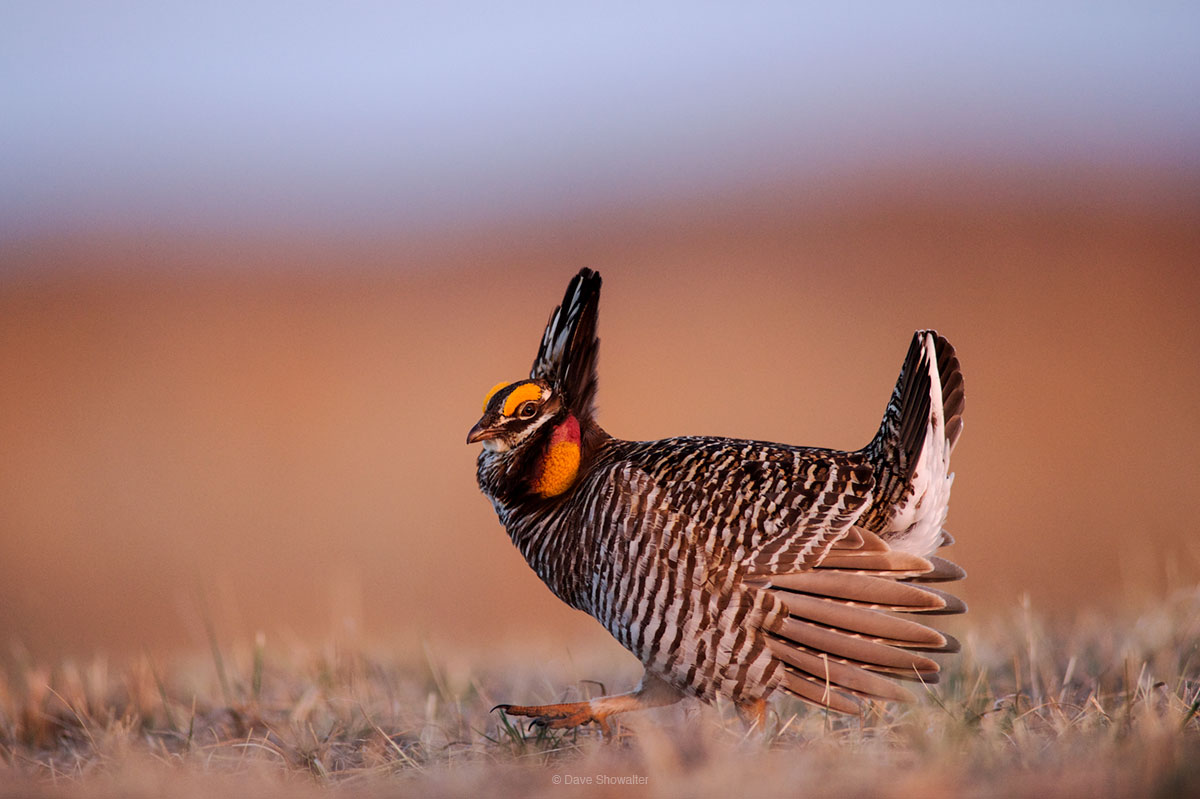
<box><xmin>466</xmin><ymin>419</ymin><xmax>499</xmax><ymax>444</ymax></box>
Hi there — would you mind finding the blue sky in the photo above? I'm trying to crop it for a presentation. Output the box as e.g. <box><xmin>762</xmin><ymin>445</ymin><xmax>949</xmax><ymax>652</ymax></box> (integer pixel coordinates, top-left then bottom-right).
<box><xmin>2</xmin><ymin>2</ymin><xmax>1198</xmax><ymax>236</ymax></box>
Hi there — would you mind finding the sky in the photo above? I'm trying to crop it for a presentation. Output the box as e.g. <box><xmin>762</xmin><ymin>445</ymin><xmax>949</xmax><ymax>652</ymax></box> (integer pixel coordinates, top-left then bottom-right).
<box><xmin>2</xmin><ymin>1</ymin><xmax>1198</xmax><ymax>237</ymax></box>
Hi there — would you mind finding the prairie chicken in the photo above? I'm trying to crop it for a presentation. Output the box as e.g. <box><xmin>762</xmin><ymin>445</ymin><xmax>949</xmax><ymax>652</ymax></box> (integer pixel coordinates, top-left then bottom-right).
<box><xmin>468</xmin><ymin>269</ymin><xmax>966</xmax><ymax>731</ymax></box>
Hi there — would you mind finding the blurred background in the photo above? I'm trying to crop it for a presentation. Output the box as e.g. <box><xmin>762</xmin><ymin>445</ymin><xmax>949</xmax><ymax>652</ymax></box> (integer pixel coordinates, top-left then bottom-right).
<box><xmin>2</xmin><ymin>2</ymin><xmax>1198</xmax><ymax>662</ymax></box>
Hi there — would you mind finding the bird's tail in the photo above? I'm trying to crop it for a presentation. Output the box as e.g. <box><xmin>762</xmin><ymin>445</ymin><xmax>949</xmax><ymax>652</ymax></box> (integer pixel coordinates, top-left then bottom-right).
<box><xmin>764</xmin><ymin>332</ymin><xmax>966</xmax><ymax>714</ymax></box>
<box><xmin>860</xmin><ymin>330</ymin><xmax>965</xmax><ymax>557</ymax></box>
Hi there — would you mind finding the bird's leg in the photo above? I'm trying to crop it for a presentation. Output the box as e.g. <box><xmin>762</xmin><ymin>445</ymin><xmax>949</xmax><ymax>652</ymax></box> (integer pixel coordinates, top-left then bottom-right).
<box><xmin>736</xmin><ymin>696</ymin><xmax>768</xmax><ymax>729</ymax></box>
<box><xmin>494</xmin><ymin>670</ymin><xmax>683</xmax><ymax>735</ymax></box>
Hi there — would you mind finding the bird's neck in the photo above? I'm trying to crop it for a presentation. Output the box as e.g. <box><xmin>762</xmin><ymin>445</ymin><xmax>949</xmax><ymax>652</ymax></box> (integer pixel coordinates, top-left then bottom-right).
<box><xmin>476</xmin><ymin>417</ymin><xmax>608</xmax><ymax>509</ymax></box>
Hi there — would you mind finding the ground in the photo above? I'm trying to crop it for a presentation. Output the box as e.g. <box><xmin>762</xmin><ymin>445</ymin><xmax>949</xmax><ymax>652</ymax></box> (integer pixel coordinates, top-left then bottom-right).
<box><xmin>1</xmin><ymin>592</ymin><xmax>1198</xmax><ymax>798</ymax></box>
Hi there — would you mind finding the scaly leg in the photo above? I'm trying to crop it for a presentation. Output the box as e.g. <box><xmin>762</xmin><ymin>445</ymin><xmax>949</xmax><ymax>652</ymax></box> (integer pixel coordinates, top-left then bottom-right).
<box><xmin>494</xmin><ymin>670</ymin><xmax>683</xmax><ymax>735</ymax></box>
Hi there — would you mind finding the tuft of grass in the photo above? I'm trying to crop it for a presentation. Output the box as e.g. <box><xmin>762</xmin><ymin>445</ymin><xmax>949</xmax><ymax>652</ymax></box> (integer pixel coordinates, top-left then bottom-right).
<box><xmin>0</xmin><ymin>590</ymin><xmax>1198</xmax><ymax>797</ymax></box>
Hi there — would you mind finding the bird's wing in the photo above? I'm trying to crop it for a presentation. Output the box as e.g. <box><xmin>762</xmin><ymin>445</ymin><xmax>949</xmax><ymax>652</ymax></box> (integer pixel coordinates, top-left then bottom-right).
<box><xmin>620</xmin><ymin>439</ymin><xmax>876</xmax><ymax>576</ymax></box>
<box><xmin>531</xmin><ymin>268</ymin><xmax>602</xmax><ymax>424</ymax></box>
<box><xmin>762</xmin><ymin>524</ymin><xmax>965</xmax><ymax>712</ymax></box>
<box><xmin>722</xmin><ymin>452</ymin><xmax>877</xmax><ymax>576</ymax></box>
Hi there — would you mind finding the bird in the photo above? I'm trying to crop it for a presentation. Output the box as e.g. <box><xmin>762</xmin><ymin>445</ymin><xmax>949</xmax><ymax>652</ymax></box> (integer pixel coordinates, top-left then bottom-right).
<box><xmin>467</xmin><ymin>269</ymin><xmax>966</xmax><ymax>732</ymax></box>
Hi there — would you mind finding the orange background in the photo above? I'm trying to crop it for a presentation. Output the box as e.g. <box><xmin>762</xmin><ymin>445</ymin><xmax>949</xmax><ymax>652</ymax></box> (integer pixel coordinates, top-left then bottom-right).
<box><xmin>2</xmin><ymin>167</ymin><xmax>1198</xmax><ymax>661</ymax></box>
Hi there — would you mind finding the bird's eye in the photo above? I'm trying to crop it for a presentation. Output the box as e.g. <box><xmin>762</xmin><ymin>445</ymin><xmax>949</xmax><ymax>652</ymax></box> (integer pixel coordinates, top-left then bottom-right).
<box><xmin>517</xmin><ymin>401</ymin><xmax>538</xmax><ymax>419</ymax></box>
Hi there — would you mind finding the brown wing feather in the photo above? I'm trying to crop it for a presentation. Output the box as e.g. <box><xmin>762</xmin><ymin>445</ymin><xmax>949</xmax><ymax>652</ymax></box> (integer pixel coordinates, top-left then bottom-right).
<box><xmin>765</xmin><ymin>526</ymin><xmax>965</xmax><ymax>712</ymax></box>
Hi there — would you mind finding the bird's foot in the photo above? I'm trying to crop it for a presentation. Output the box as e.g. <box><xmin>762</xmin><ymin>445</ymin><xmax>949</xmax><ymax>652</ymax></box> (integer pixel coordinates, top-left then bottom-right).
<box><xmin>737</xmin><ymin>697</ymin><xmax>768</xmax><ymax>730</ymax></box>
<box><xmin>493</xmin><ymin>700</ymin><xmax>612</xmax><ymax>736</ymax></box>
<box><xmin>492</xmin><ymin>672</ymin><xmax>685</xmax><ymax>738</ymax></box>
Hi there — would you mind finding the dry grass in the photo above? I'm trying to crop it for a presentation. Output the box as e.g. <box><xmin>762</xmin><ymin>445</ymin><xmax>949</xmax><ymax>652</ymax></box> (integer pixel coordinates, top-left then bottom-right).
<box><xmin>1</xmin><ymin>592</ymin><xmax>1198</xmax><ymax>798</ymax></box>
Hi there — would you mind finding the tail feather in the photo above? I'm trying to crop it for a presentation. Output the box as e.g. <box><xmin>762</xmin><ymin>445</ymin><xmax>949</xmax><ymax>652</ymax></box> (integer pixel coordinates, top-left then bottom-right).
<box><xmin>861</xmin><ymin>330</ymin><xmax>964</xmax><ymax>558</ymax></box>
<box><xmin>936</xmin><ymin>337</ymin><xmax>966</xmax><ymax>454</ymax></box>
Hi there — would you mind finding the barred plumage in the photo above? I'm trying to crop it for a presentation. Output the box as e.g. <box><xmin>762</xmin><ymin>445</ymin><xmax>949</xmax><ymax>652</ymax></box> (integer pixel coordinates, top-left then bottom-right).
<box><xmin>467</xmin><ymin>269</ymin><xmax>967</xmax><ymax>730</ymax></box>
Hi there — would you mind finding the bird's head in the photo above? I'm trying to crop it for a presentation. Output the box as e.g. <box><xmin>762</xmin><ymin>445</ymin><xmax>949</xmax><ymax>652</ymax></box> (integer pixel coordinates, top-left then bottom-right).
<box><xmin>467</xmin><ymin>379</ymin><xmax>562</xmax><ymax>453</ymax></box>
<box><xmin>467</xmin><ymin>379</ymin><xmax>582</xmax><ymax>498</ymax></box>
<box><xmin>467</xmin><ymin>269</ymin><xmax>601</xmax><ymax>500</ymax></box>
